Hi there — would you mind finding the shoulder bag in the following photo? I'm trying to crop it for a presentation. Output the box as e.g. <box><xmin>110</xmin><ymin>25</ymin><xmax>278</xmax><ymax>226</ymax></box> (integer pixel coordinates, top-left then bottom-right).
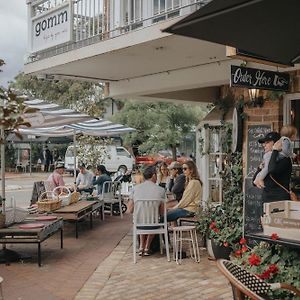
<box><xmin>270</xmin><ymin>175</ymin><xmax>298</xmax><ymax>201</ymax></box>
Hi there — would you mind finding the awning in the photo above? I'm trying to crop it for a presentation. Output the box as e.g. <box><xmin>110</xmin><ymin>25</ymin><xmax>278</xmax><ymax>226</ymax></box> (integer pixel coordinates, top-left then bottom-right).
<box><xmin>163</xmin><ymin>0</ymin><xmax>300</xmax><ymax>66</ymax></box>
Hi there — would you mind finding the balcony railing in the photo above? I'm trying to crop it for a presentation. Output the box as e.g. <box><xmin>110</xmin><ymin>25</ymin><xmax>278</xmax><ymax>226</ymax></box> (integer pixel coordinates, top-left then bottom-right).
<box><xmin>26</xmin><ymin>0</ymin><xmax>210</xmax><ymax>64</ymax></box>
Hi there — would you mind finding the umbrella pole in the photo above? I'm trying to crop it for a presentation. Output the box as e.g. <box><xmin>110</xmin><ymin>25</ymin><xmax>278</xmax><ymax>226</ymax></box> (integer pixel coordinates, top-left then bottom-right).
<box><xmin>0</xmin><ymin>129</ymin><xmax>20</xmax><ymax>263</ymax></box>
<box><xmin>29</xmin><ymin>138</ymin><xmax>32</xmax><ymax>175</ymax></box>
<box><xmin>1</xmin><ymin>128</ymin><xmax>5</xmax><ymax>213</ymax></box>
<box><xmin>73</xmin><ymin>132</ymin><xmax>77</xmax><ymax>187</ymax></box>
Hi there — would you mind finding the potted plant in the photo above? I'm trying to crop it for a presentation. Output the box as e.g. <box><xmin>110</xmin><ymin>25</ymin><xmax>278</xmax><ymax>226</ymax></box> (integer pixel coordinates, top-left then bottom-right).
<box><xmin>197</xmin><ymin>146</ymin><xmax>244</xmax><ymax>259</ymax></box>
<box><xmin>232</xmin><ymin>241</ymin><xmax>300</xmax><ymax>299</ymax></box>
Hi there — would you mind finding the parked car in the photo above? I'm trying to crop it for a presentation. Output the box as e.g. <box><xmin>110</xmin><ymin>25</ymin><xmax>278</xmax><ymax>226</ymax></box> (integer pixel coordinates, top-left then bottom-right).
<box><xmin>65</xmin><ymin>145</ymin><xmax>134</xmax><ymax>174</ymax></box>
<box><xmin>135</xmin><ymin>150</ymin><xmax>192</xmax><ymax>166</ymax></box>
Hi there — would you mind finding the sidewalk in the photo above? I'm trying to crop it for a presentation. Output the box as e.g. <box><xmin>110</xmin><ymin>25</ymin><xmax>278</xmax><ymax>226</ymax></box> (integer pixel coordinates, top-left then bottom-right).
<box><xmin>76</xmin><ymin>232</ymin><xmax>232</xmax><ymax>300</ymax></box>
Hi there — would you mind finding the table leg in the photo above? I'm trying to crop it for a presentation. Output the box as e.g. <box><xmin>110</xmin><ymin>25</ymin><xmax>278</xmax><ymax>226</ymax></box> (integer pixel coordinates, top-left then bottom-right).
<box><xmin>38</xmin><ymin>243</ymin><xmax>41</xmax><ymax>267</ymax></box>
<box><xmin>60</xmin><ymin>229</ymin><xmax>63</xmax><ymax>249</ymax></box>
<box><xmin>90</xmin><ymin>213</ymin><xmax>93</xmax><ymax>229</ymax></box>
<box><xmin>75</xmin><ymin>221</ymin><xmax>78</xmax><ymax>239</ymax></box>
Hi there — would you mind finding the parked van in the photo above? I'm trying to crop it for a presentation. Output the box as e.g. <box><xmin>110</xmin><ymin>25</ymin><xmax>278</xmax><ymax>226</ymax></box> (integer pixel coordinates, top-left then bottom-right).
<box><xmin>64</xmin><ymin>145</ymin><xmax>134</xmax><ymax>174</ymax></box>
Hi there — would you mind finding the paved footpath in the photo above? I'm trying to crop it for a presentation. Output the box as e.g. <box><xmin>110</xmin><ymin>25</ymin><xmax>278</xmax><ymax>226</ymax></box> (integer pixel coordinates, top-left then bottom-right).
<box><xmin>76</xmin><ymin>232</ymin><xmax>232</xmax><ymax>300</ymax></box>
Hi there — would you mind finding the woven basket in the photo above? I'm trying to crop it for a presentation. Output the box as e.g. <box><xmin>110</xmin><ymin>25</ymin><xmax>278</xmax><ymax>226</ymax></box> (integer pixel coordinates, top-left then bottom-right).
<box><xmin>53</xmin><ymin>186</ymin><xmax>71</xmax><ymax>207</ymax></box>
<box><xmin>38</xmin><ymin>191</ymin><xmax>61</xmax><ymax>212</ymax></box>
<box><xmin>70</xmin><ymin>192</ymin><xmax>80</xmax><ymax>205</ymax></box>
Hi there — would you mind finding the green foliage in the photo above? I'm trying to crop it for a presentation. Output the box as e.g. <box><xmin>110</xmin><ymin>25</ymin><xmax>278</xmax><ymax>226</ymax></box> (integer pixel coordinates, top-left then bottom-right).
<box><xmin>76</xmin><ymin>136</ymin><xmax>111</xmax><ymax>168</ymax></box>
<box><xmin>112</xmin><ymin>100</ymin><xmax>208</xmax><ymax>158</ymax></box>
<box><xmin>10</xmin><ymin>73</ymin><xmax>107</xmax><ymax>117</ymax></box>
<box><xmin>0</xmin><ymin>86</ymin><xmax>37</xmax><ymax>143</ymax></box>
<box><xmin>233</xmin><ymin>243</ymin><xmax>300</xmax><ymax>299</ymax></box>
<box><xmin>197</xmin><ymin>124</ymin><xmax>244</xmax><ymax>250</ymax></box>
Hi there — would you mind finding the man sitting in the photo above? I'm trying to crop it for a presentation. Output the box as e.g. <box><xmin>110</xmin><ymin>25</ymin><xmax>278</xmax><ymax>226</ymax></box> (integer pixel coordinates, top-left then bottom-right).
<box><xmin>128</xmin><ymin>166</ymin><xmax>165</xmax><ymax>256</ymax></box>
<box><xmin>76</xmin><ymin>163</ymin><xmax>94</xmax><ymax>194</ymax></box>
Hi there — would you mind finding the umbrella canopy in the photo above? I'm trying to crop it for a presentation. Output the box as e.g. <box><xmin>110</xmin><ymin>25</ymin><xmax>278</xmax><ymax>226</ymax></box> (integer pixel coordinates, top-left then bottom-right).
<box><xmin>23</xmin><ymin>99</ymin><xmax>93</xmax><ymax>127</ymax></box>
<box><xmin>163</xmin><ymin>0</ymin><xmax>300</xmax><ymax>66</ymax></box>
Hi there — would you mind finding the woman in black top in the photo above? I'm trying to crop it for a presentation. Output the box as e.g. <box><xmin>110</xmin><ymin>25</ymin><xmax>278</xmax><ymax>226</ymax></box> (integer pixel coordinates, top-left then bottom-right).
<box><xmin>262</xmin><ymin>142</ymin><xmax>292</xmax><ymax>202</ymax></box>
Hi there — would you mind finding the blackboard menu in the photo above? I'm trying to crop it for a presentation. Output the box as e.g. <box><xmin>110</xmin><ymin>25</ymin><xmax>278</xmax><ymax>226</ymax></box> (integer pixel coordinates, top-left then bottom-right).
<box><xmin>246</xmin><ymin>124</ymin><xmax>272</xmax><ymax>177</ymax></box>
<box><xmin>244</xmin><ymin>177</ymin><xmax>263</xmax><ymax>234</ymax></box>
<box><xmin>31</xmin><ymin>181</ymin><xmax>46</xmax><ymax>205</ymax></box>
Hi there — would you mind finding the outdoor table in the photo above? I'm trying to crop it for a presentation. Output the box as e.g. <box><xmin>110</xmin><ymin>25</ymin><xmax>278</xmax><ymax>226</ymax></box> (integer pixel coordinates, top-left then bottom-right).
<box><xmin>0</xmin><ymin>217</ymin><xmax>63</xmax><ymax>267</ymax></box>
<box><xmin>246</xmin><ymin>232</ymin><xmax>300</xmax><ymax>250</ymax></box>
<box><xmin>54</xmin><ymin>200</ymin><xmax>97</xmax><ymax>238</ymax></box>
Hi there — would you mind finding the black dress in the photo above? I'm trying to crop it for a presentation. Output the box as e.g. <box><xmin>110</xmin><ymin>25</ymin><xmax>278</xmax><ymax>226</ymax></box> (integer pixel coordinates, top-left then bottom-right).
<box><xmin>262</xmin><ymin>150</ymin><xmax>292</xmax><ymax>203</ymax></box>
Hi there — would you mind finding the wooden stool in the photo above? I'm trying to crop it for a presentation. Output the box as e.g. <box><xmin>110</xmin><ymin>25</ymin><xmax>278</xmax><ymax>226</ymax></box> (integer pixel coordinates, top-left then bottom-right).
<box><xmin>0</xmin><ymin>276</ymin><xmax>3</xmax><ymax>300</ymax></box>
<box><xmin>172</xmin><ymin>225</ymin><xmax>200</xmax><ymax>264</ymax></box>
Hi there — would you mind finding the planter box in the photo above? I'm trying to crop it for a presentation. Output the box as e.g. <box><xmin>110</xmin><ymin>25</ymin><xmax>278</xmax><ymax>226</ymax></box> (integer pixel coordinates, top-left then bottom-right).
<box><xmin>262</xmin><ymin>201</ymin><xmax>300</xmax><ymax>241</ymax></box>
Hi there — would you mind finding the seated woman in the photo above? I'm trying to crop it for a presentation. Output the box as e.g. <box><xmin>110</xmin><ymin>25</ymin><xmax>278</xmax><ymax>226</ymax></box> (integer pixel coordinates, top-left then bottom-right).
<box><xmin>156</xmin><ymin>162</ymin><xmax>169</xmax><ymax>189</ymax></box>
<box><xmin>93</xmin><ymin>165</ymin><xmax>111</xmax><ymax>195</ymax></box>
<box><xmin>166</xmin><ymin>160</ymin><xmax>202</xmax><ymax>222</ymax></box>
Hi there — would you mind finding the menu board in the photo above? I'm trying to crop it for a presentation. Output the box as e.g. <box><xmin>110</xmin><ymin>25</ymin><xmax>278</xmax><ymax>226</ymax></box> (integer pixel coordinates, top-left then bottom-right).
<box><xmin>244</xmin><ymin>177</ymin><xmax>263</xmax><ymax>234</ymax></box>
<box><xmin>246</xmin><ymin>124</ymin><xmax>272</xmax><ymax>177</ymax></box>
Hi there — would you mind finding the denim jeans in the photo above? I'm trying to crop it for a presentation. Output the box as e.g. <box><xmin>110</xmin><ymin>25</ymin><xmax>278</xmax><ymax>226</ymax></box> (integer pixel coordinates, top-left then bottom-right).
<box><xmin>166</xmin><ymin>208</ymin><xmax>194</xmax><ymax>222</ymax></box>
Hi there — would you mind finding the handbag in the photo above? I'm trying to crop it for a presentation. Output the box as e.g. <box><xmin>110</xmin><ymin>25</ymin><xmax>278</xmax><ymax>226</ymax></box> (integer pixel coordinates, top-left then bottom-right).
<box><xmin>270</xmin><ymin>175</ymin><xmax>298</xmax><ymax>201</ymax></box>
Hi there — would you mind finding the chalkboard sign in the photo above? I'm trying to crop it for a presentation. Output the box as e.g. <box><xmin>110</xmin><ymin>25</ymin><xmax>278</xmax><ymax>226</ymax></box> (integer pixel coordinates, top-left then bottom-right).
<box><xmin>246</xmin><ymin>124</ymin><xmax>272</xmax><ymax>177</ymax></box>
<box><xmin>244</xmin><ymin>177</ymin><xmax>263</xmax><ymax>234</ymax></box>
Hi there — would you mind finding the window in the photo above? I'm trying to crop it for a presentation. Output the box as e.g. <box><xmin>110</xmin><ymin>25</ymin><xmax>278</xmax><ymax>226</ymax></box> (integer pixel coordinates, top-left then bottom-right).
<box><xmin>116</xmin><ymin>147</ymin><xmax>131</xmax><ymax>158</ymax></box>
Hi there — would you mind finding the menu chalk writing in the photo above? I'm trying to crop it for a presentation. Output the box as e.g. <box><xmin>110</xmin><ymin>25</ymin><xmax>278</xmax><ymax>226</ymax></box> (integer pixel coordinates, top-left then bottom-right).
<box><xmin>244</xmin><ymin>178</ymin><xmax>263</xmax><ymax>234</ymax></box>
<box><xmin>247</xmin><ymin>124</ymin><xmax>272</xmax><ymax>177</ymax></box>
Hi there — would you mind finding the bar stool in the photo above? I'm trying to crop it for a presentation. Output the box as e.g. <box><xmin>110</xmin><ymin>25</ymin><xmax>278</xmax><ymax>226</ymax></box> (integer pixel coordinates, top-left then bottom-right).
<box><xmin>172</xmin><ymin>225</ymin><xmax>200</xmax><ymax>264</ymax></box>
<box><xmin>0</xmin><ymin>276</ymin><xmax>3</xmax><ymax>300</ymax></box>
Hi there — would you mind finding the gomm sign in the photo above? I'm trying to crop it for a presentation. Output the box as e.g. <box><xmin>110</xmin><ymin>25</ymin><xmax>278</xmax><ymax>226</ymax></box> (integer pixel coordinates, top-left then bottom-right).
<box><xmin>31</xmin><ymin>3</ymin><xmax>71</xmax><ymax>52</ymax></box>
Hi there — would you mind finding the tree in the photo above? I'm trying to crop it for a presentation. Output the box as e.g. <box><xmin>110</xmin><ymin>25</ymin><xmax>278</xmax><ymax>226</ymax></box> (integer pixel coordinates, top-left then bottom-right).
<box><xmin>112</xmin><ymin>100</ymin><xmax>208</xmax><ymax>159</ymax></box>
<box><xmin>10</xmin><ymin>73</ymin><xmax>109</xmax><ymax>117</ymax></box>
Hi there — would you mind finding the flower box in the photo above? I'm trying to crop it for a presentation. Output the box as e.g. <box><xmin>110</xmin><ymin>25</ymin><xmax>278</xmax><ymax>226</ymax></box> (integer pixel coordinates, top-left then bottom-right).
<box><xmin>262</xmin><ymin>201</ymin><xmax>300</xmax><ymax>242</ymax></box>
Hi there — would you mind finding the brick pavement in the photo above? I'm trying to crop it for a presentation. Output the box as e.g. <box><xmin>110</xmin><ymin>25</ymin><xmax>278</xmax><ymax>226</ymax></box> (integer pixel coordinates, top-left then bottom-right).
<box><xmin>0</xmin><ymin>214</ymin><xmax>132</xmax><ymax>300</ymax></box>
<box><xmin>76</xmin><ymin>232</ymin><xmax>233</xmax><ymax>300</ymax></box>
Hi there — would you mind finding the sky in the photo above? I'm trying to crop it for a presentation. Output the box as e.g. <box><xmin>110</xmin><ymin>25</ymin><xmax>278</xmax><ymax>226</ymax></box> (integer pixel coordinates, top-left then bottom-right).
<box><xmin>0</xmin><ymin>1</ymin><xmax>27</xmax><ymax>88</ymax></box>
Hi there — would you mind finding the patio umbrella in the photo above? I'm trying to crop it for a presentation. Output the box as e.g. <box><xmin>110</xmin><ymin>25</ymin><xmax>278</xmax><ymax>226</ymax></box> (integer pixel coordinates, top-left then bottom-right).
<box><xmin>163</xmin><ymin>0</ymin><xmax>300</xmax><ymax>66</ymax></box>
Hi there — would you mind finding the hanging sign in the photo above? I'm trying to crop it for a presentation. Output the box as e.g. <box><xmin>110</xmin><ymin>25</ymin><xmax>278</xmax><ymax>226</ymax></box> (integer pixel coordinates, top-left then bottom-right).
<box><xmin>230</xmin><ymin>65</ymin><xmax>290</xmax><ymax>91</ymax></box>
<box><xmin>31</xmin><ymin>2</ymin><xmax>72</xmax><ymax>52</ymax></box>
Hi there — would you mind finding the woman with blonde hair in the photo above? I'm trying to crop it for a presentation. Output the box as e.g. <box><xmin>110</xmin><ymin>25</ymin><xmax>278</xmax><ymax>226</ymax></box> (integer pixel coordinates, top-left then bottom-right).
<box><xmin>166</xmin><ymin>160</ymin><xmax>202</xmax><ymax>222</ymax></box>
<box><xmin>156</xmin><ymin>162</ymin><xmax>169</xmax><ymax>189</ymax></box>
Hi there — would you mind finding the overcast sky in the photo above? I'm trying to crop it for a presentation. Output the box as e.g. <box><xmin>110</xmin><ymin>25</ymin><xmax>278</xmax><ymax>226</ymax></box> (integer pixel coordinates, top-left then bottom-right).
<box><xmin>0</xmin><ymin>1</ymin><xmax>27</xmax><ymax>88</ymax></box>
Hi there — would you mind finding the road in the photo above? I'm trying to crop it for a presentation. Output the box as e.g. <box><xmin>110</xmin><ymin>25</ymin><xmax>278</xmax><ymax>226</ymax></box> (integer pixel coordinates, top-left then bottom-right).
<box><xmin>2</xmin><ymin>172</ymin><xmax>75</xmax><ymax>208</ymax></box>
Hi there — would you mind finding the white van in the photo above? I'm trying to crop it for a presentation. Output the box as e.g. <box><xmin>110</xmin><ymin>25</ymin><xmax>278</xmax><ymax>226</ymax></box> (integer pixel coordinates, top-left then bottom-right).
<box><xmin>64</xmin><ymin>145</ymin><xmax>134</xmax><ymax>174</ymax></box>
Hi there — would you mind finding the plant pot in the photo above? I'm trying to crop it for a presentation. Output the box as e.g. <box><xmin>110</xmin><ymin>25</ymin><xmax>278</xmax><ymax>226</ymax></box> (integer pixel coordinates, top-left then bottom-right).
<box><xmin>211</xmin><ymin>238</ymin><xmax>232</xmax><ymax>260</ymax></box>
<box><xmin>206</xmin><ymin>238</ymin><xmax>215</xmax><ymax>260</ymax></box>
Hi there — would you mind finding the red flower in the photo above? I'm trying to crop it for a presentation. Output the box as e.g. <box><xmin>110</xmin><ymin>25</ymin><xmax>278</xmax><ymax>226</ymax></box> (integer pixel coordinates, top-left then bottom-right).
<box><xmin>239</xmin><ymin>238</ymin><xmax>247</xmax><ymax>245</ymax></box>
<box><xmin>209</xmin><ymin>221</ymin><xmax>216</xmax><ymax>229</ymax></box>
<box><xmin>223</xmin><ymin>242</ymin><xmax>229</xmax><ymax>247</ymax></box>
<box><xmin>235</xmin><ymin>250</ymin><xmax>242</xmax><ymax>257</ymax></box>
<box><xmin>213</xmin><ymin>227</ymin><xmax>219</xmax><ymax>233</ymax></box>
<box><xmin>257</xmin><ymin>270</ymin><xmax>271</xmax><ymax>280</ymax></box>
<box><xmin>271</xmin><ymin>233</ymin><xmax>279</xmax><ymax>240</ymax></box>
<box><xmin>248</xmin><ymin>253</ymin><xmax>261</xmax><ymax>266</ymax></box>
<box><xmin>241</xmin><ymin>245</ymin><xmax>248</xmax><ymax>253</ymax></box>
<box><xmin>268</xmin><ymin>264</ymin><xmax>279</xmax><ymax>274</ymax></box>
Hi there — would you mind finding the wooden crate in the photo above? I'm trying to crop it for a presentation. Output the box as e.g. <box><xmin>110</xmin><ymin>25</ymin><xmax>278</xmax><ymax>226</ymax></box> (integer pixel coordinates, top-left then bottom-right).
<box><xmin>262</xmin><ymin>201</ymin><xmax>300</xmax><ymax>241</ymax></box>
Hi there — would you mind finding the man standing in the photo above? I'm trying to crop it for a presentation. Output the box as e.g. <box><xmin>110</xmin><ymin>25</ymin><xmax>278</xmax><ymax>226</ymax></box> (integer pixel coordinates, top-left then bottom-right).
<box><xmin>128</xmin><ymin>166</ymin><xmax>165</xmax><ymax>256</ymax></box>
<box><xmin>43</xmin><ymin>145</ymin><xmax>52</xmax><ymax>172</ymax></box>
<box><xmin>76</xmin><ymin>163</ymin><xmax>94</xmax><ymax>194</ymax></box>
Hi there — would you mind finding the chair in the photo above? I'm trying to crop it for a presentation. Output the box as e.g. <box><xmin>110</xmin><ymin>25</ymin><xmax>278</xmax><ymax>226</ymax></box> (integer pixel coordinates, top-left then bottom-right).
<box><xmin>217</xmin><ymin>259</ymin><xmax>300</xmax><ymax>300</ymax></box>
<box><xmin>101</xmin><ymin>181</ymin><xmax>123</xmax><ymax>219</ymax></box>
<box><xmin>132</xmin><ymin>199</ymin><xmax>170</xmax><ymax>264</ymax></box>
<box><xmin>172</xmin><ymin>225</ymin><xmax>200</xmax><ymax>264</ymax></box>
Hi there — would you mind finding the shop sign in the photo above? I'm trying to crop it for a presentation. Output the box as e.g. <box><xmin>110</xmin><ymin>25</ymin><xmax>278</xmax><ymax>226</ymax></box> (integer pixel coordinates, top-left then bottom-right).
<box><xmin>31</xmin><ymin>2</ymin><xmax>72</xmax><ymax>52</ymax></box>
<box><xmin>230</xmin><ymin>65</ymin><xmax>290</xmax><ymax>91</ymax></box>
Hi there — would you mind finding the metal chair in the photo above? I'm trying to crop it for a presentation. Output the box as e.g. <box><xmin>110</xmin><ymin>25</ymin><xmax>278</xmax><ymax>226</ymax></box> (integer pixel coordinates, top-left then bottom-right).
<box><xmin>101</xmin><ymin>181</ymin><xmax>123</xmax><ymax>219</ymax></box>
<box><xmin>217</xmin><ymin>259</ymin><xmax>300</xmax><ymax>300</ymax></box>
<box><xmin>133</xmin><ymin>198</ymin><xmax>170</xmax><ymax>264</ymax></box>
